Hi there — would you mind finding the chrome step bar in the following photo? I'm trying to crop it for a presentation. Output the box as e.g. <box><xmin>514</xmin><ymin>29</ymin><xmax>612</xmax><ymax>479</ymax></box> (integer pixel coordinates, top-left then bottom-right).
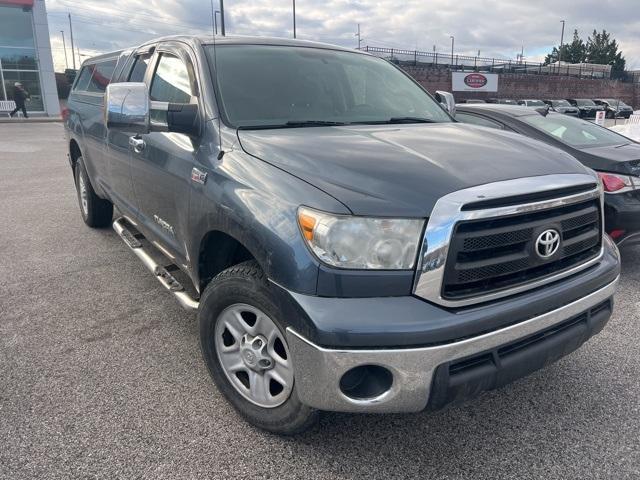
<box><xmin>113</xmin><ymin>217</ymin><xmax>199</xmax><ymax>311</ymax></box>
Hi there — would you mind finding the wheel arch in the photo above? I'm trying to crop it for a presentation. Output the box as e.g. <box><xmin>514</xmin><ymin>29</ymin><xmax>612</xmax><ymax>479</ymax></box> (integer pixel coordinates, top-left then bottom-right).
<box><xmin>197</xmin><ymin>229</ymin><xmax>260</xmax><ymax>292</ymax></box>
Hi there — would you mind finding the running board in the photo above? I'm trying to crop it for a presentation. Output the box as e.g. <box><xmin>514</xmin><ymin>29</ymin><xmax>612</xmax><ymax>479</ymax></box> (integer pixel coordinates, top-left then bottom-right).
<box><xmin>113</xmin><ymin>217</ymin><xmax>199</xmax><ymax>311</ymax></box>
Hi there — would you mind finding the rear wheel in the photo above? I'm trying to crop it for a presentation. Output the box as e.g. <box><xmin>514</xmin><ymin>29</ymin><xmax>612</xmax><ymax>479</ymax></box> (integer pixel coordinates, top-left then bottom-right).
<box><xmin>199</xmin><ymin>260</ymin><xmax>318</xmax><ymax>435</ymax></box>
<box><xmin>74</xmin><ymin>157</ymin><xmax>113</xmax><ymax>228</ymax></box>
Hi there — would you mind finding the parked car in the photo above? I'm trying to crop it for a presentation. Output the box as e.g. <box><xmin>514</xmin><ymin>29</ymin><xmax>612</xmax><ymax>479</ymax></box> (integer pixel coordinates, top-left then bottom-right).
<box><xmin>456</xmin><ymin>104</ymin><xmax>640</xmax><ymax>245</ymax></box>
<box><xmin>462</xmin><ymin>99</ymin><xmax>486</xmax><ymax>104</ymax></box>
<box><xmin>593</xmin><ymin>99</ymin><xmax>634</xmax><ymax>119</ymax></box>
<box><xmin>517</xmin><ymin>99</ymin><xmax>547</xmax><ymax>108</ymax></box>
<box><xmin>486</xmin><ymin>98</ymin><xmax>518</xmax><ymax>105</ymax></box>
<box><xmin>542</xmin><ymin>99</ymin><xmax>580</xmax><ymax>116</ymax></box>
<box><xmin>567</xmin><ymin>98</ymin><xmax>605</xmax><ymax>118</ymax></box>
<box><xmin>64</xmin><ymin>36</ymin><xmax>620</xmax><ymax>434</ymax></box>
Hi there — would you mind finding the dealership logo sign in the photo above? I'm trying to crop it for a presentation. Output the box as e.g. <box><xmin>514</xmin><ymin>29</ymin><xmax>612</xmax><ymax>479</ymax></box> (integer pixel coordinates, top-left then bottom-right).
<box><xmin>452</xmin><ymin>72</ymin><xmax>498</xmax><ymax>92</ymax></box>
<box><xmin>463</xmin><ymin>73</ymin><xmax>488</xmax><ymax>88</ymax></box>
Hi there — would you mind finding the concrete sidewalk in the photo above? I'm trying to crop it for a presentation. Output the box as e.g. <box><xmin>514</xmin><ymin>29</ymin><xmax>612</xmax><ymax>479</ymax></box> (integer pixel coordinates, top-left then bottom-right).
<box><xmin>0</xmin><ymin>116</ymin><xmax>62</xmax><ymax>124</ymax></box>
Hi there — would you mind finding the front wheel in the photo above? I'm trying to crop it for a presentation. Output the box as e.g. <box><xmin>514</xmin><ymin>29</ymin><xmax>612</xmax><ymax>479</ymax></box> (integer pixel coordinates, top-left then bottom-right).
<box><xmin>198</xmin><ymin>260</ymin><xmax>318</xmax><ymax>435</ymax></box>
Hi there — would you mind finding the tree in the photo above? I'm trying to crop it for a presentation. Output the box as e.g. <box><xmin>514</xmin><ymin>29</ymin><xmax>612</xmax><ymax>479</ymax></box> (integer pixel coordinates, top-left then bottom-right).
<box><xmin>544</xmin><ymin>29</ymin><xmax>625</xmax><ymax>73</ymax></box>
<box><xmin>585</xmin><ymin>29</ymin><xmax>626</xmax><ymax>73</ymax></box>
<box><xmin>544</xmin><ymin>30</ymin><xmax>585</xmax><ymax>65</ymax></box>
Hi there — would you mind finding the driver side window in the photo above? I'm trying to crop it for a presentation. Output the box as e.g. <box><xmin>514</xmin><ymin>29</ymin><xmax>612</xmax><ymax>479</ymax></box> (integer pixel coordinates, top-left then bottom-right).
<box><xmin>150</xmin><ymin>53</ymin><xmax>194</xmax><ymax>104</ymax></box>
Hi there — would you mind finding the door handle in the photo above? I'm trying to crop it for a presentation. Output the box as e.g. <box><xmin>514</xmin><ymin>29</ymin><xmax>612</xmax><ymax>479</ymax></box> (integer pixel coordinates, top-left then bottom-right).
<box><xmin>129</xmin><ymin>135</ymin><xmax>146</xmax><ymax>153</ymax></box>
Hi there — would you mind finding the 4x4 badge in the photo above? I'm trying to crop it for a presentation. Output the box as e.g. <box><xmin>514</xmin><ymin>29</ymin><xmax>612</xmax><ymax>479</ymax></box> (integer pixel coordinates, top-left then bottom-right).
<box><xmin>191</xmin><ymin>168</ymin><xmax>208</xmax><ymax>185</ymax></box>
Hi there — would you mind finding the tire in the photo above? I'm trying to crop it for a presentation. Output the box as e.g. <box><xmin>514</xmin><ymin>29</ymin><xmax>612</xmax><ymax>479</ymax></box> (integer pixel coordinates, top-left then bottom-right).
<box><xmin>74</xmin><ymin>157</ymin><xmax>113</xmax><ymax>228</ymax></box>
<box><xmin>199</xmin><ymin>260</ymin><xmax>319</xmax><ymax>435</ymax></box>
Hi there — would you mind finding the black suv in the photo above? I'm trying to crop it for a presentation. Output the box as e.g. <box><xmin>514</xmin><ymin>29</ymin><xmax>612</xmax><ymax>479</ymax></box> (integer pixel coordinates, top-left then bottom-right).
<box><xmin>64</xmin><ymin>36</ymin><xmax>620</xmax><ymax>434</ymax></box>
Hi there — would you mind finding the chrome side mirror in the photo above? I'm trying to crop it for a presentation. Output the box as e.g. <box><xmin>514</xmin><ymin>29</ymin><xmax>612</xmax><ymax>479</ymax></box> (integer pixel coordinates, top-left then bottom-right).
<box><xmin>435</xmin><ymin>90</ymin><xmax>456</xmax><ymax>117</ymax></box>
<box><xmin>105</xmin><ymin>82</ymin><xmax>150</xmax><ymax>134</ymax></box>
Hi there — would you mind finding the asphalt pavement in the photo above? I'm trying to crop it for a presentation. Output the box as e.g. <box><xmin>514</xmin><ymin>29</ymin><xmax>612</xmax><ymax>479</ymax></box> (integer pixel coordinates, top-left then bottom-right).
<box><xmin>1</xmin><ymin>123</ymin><xmax>639</xmax><ymax>479</ymax></box>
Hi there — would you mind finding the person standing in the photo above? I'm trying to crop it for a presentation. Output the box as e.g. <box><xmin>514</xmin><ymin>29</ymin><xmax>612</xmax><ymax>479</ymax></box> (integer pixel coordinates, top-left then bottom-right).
<box><xmin>9</xmin><ymin>82</ymin><xmax>30</xmax><ymax>118</ymax></box>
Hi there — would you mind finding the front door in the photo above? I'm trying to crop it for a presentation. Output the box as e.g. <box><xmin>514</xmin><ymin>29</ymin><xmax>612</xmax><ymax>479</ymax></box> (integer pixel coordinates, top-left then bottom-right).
<box><xmin>105</xmin><ymin>50</ymin><xmax>153</xmax><ymax>217</ymax></box>
<box><xmin>129</xmin><ymin>44</ymin><xmax>200</xmax><ymax>265</ymax></box>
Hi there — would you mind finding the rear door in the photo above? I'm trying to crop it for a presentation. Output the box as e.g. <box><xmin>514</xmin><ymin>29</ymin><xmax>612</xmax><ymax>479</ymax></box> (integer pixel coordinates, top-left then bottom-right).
<box><xmin>69</xmin><ymin>58</ymin><xmax>117</xmax><ymax>193</ymax></box>
<box><xmin>104</xmin><ymin>48</ymin><xmax>154</xmax><ymax>217</ymax></box>
<box><xmin>129</xmin><ymin>42</ymin><xmax>202</xmax><ymax>262</ymax></box>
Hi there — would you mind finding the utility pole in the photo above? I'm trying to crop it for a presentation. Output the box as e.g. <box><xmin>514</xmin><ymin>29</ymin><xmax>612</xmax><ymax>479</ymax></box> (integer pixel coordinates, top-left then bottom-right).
<box><xmin>558</xmin><ymin>20</ymin><xmax>565</xmax><ymax>64</ymax></box>
<box><xmin>220</xmin><ymin>0</ymin><xmax>225</xmax><ymax>36</ymax></box>
<box><xmin>214</xmin><ymin>10</ymin><xmax>220</xmax><ymax>35</ymax></box>
<box><xmin>60</xmin><ymin>30</ymin><xmax>68</xmax><ymax>69</ymax></box>
<box><xmin>68</xmin><ymin>13</ymin><xmax>76</xmax><ymax>69</ymax></box>
<box><xmin>450</xmin><ymin>35</ymin><xmax>455</xmax><ymax>67</ymax></box>
<box><xmin>355</xmin><ymin>24</ymin><xmax>361</xmax><ymax>49</ymax></box>
<box><xmin>211</xmin><ymin>0</ymin><xmax>217</xmax><ymax>36</ymax></box>
<box><xmin>292</xmin><ymin>0</ymin><xmax>296</xmax><ymax>38</ymax></box>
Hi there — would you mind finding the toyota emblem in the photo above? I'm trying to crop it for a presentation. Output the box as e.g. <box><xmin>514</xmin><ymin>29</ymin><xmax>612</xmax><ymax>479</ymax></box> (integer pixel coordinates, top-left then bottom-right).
<box><xmin>535</xmin><ymin>229</ymin><xmax>561</xmax><ymax>259</ymax></box>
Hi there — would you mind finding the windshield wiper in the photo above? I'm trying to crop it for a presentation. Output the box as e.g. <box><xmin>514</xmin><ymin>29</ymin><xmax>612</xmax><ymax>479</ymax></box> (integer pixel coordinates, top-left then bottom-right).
<box><xmin>388</xmin><ymin>116</ymin><xmax>437</xmax><ymax>123</ymax></box>
<box><xmin>237</xmin><ymin>120</ymin><xmax>348</xmax><ymax>130</ymax></box>
<box><xmin>352</xmin><ymin>117</ymin><xmax>438</xmax><ymax>125</ymax></box>
<box><xmin>284</xmin><ymin>120</ymin><xmax>348</xmax><ymax>127</ymax></box>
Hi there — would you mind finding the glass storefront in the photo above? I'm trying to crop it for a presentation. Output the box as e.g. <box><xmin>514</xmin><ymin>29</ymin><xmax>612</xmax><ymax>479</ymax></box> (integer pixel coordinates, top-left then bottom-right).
<box><xmin>0</xmin><ymin>4</ymin><xmax>44</xmax><ymax>112</ymax></box>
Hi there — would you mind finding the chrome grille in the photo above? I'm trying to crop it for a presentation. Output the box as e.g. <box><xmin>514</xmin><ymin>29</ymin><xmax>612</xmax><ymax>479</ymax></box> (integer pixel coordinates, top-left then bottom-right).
<box><xmin>442</xmin><ymin>199</ymin><xmax>601</xmax><ymax>300</ymax></box>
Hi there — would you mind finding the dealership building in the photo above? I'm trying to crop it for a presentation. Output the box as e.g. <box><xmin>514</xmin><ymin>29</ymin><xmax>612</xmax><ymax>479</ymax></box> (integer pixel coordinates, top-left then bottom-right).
<box><xmin>0</xmin><ymin>0</ymin><xmax>59</xmax><ymax>116</ymax></box>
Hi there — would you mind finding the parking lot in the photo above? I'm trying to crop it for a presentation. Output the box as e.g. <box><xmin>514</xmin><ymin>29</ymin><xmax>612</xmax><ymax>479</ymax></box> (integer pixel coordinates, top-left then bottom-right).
<box><xmin>1</xmin><ymin>122</ymin><xmax>639</xmax><ymax>479</ymax></box>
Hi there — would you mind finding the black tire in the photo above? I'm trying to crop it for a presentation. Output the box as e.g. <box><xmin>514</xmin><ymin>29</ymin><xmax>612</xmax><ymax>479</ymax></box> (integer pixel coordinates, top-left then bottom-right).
<box><xmin>74</xmin><ymin>157</ymin><xmax>113</xmax><ymax>228</ymax></box>
<box><xmin>199</xmin><ymin>260</ymin><xmax>319</xmax><ymax>435</ymax></box>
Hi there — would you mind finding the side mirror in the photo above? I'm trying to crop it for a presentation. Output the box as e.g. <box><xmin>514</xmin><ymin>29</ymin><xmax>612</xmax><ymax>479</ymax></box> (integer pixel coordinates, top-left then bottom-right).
<box><xmin>105</xmin><ymin>82</ymin><xmax>150</xmax><ymax>134</ymax></box>
<box><xmin>105</xmin><ymin>82</ymin><xmax>200</xmax><ymax>136</ymax></box>
<box><xmin>435</xmin><ymin>90</ymin><xmax>456</xmax><ymax>117</ymax></box>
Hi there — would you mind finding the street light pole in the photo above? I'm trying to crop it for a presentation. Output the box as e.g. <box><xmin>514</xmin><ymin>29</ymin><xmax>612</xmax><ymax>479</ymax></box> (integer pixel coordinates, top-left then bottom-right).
<box><xmin>220</xmin><ymin>0</ymin><xmax>225</xmax><ymax>36</ymax></box>
<box><xmin>215</xmin><ymin>10</ymin><xmax>220</xmax><ymax>35</ymax></box>
<box><xmin>60</xmin><ymin>30</ymin><xmax>68</xmax><ymax>69</ymax></box>
<box><xmin>211</xmin><ymin>0</ymin><xmax>217</xmax><ymax>35</ymax></box>
<box><xmin>450</xmin><ymin>35</ymin><xmax>455</xmax><ymax>67</ymax></box>
<box><xmin>558</xmin><ymin>20</ymin><xmax>565</xmax><ymax>64</ymax></box>
<box><xmin>292</xmin><ymin>0</ymin><xmax>296</xmax><ymax>38</ymax></box>
<box><xmin>68</xmin><ymin>13</ymin><xmax>76</xmax><ymax>69</ymax></box>
<box><xmin>355</xmin><ymin>23</ymin><xmax>361</xmax><ymax>49</ymax></box>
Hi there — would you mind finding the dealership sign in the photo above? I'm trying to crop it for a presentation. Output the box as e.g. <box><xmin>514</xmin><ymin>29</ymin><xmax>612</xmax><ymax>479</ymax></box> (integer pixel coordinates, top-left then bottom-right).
<box><xmin>452</xmin><ymin>72</ymin><xmax>498</xmax><ymax>92</ymax></box>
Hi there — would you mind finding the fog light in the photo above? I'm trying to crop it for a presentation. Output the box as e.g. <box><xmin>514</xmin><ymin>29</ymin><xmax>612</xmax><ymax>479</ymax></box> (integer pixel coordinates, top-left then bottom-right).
<box><xmin>339</xmin><ymin>365</ymin><xmax>393</xmax><ymax>400</ymax></box>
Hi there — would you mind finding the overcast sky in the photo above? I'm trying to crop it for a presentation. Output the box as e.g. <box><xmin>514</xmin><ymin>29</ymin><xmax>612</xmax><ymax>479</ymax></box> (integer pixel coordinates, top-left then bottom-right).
<box><xmin>45</xmin><ymin>0</ymin><xmax>640</xmax><ymax>71</ymax></box>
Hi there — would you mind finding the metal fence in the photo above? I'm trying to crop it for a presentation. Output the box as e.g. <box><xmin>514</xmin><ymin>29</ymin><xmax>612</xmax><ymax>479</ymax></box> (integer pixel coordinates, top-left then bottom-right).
<box><xmin>362</xmin><ymin>46</ymin><xmax>640</xmax><ymax>83</ymax></box>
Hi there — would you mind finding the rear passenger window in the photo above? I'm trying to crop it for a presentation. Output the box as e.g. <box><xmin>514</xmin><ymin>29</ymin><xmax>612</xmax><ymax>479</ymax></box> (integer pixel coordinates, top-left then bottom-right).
<box><xmin>73</xmin><ymin>66</ymin><xmax>92</xmax><ymax>91</ymax></box>
<box><xmin>86</xmin><ymin>60</ymin><xmax>116</xmax><ymax>93</ymax></box>
<box><xmin>73</xmin><ymin>59</ymin><xmax>116</xmax><ymax>93</ymax></box>
<box><xmin>128</xmin><ymin>53</ymin><xmax>152</xmax><ymax>82</ymax></box>
<box><xmin>150</xmin><ymin>54</ymin><xmax>193</xmax><ymax>104</ymax></box>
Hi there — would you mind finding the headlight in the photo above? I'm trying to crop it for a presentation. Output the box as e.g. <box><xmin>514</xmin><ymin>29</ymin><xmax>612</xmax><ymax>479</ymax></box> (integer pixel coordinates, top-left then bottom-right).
<box><xmin>297</xmin><ymin>207</ymin><xmax>424</xmax><ymax>270</ymax></box>
<box><xmin>597</xmin><ymin>171</ymin><xmax>638</xmax><ymax>193</ymax></box>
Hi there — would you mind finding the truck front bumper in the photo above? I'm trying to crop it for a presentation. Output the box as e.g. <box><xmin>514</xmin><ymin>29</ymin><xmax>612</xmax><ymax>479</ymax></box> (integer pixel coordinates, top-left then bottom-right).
<box><xmin>286</xmin><ymin>276</ymin><xmax>618</xmax><ymax>413</ymax></box>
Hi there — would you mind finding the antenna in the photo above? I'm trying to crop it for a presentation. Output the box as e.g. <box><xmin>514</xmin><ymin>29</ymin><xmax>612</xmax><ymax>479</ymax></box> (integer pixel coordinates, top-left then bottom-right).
<box><xmin>211</xmin><ymin>22</ymin><xmax>224</xmax><ymax>159</ymax></box>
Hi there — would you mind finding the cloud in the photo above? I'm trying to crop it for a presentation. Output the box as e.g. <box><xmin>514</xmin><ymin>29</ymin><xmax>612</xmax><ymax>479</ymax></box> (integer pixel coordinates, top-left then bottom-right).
<box><xmin>45</xmin><ymin>0</ymin><xmax>640</xmax><ymax>71</ymax></box>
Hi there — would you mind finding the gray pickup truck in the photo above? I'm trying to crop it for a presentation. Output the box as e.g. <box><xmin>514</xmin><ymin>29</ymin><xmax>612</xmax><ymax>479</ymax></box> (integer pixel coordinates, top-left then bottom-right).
<box><xmin>65</xmin><ymin>36</ymin><xmax>620</xmax><ymax>434</ymax></box>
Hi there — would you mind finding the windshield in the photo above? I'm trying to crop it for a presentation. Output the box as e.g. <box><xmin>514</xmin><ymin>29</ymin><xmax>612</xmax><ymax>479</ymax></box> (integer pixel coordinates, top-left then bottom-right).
<box><xmin>205</xmin><ymin>44</ymin><xmax>452</xmax><ymax>128</ymax></box>
<box><xmin>604</xmin><ymin>99</ymin><xmax>629</xmax><ymax>107</ymax></box>
<box><xmin>526</xmin><ymin>100</ymin><xmax>546</xmax><ymax>106</ymax></box>
<box><xmin>521</xmin><ymin>113</ymin><xmax>630</xmax><ymax>149</ymax></box>
<box><xmin>575</xmin><ymin>99</ymin><xmax>596</xmax><ymax>106</ymax></box>
<box><xmin>552</xmin><ymin>100</ymin><xmax>571</xmax><ymax>107</ymax></box>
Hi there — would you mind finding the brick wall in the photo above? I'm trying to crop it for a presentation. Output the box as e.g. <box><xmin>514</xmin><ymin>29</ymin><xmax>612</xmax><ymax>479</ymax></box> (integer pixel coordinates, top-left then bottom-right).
<box><xmin>402</xmin><ymin>65</ymin><xmax>640</xmax><ymax>109</ymax></box>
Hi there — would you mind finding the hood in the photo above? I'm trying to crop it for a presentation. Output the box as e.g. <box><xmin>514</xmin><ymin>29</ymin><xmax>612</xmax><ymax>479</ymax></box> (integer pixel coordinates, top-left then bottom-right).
<box><xmin>578</xmin><ymin>143</ymin><xmax>640</xmax><ymax>175</ymax></box>
<box><xmin>237</xmin><ymin>123</ymin><xmax>592</xmax><ymax>217</ymax></box>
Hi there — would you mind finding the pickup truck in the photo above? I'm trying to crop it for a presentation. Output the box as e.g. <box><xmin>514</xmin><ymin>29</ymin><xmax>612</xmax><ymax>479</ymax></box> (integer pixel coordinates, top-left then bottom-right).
<box><xmin>65</xmin><ymin>36</ymin><xmax>620</xmax><ymax>435</ymax></box>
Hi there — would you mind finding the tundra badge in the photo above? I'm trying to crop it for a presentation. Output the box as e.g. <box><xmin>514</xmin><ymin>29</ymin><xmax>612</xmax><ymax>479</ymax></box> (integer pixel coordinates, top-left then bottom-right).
<box><xmin>191</xmin><ymin>167</ymin><xmax>208</xmax><ymax>185</ymax></box>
